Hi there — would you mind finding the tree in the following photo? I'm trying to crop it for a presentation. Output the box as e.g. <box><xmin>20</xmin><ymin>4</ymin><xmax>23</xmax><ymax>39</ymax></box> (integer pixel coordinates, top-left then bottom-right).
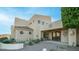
<box><xmin>61</xmin><ymin>7</ymin><xmax>79</xmax><ymax>28</ymax></box>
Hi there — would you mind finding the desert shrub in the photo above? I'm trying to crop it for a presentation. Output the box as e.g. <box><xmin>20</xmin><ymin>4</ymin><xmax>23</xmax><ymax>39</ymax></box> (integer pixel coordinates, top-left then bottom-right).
<box><xmin>28</xmin><ymin>40</ymin><xmax>34</xmax><ymax>45</ymax></box>
<box><xmin>31</xmin><ymin>40</ymin><xmax>36</xmax><ymax>43</ymax></box>
<box><xmin>2</xmin><ymin>39</ymin><xmax>10</xmax><ymax>44</ymax></box>
<box><xmin>10</xmin><ymin>38</ymin><xmax>16</xmax><ymax>42</ymax></box>
<box><xmin>40</xmin><ymin>38</ymin><xmax>44</xmax><ymax>41</ymax></box>
<box><xmin>2</xmin><ymin>38</ymin><xmax>16</xmax><ymax>44</ymax></box>
<box><xmin>24</xmin><ymin>40</ymin><xmax>29</xmax><ymax>45</ymax></box>
<box><xmin>32</xmin><ymin>39</ymin><xmax>40</xmax><ymax>43</ymax></box>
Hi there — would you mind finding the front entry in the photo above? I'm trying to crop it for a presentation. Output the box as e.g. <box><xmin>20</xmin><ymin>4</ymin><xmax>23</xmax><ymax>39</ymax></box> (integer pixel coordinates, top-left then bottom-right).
<box><xmin>52</xmin><ymin>31</ymin><xmax>61</xmax><ymax>41</ymax></box>
<box><xmin>42</xmin><ymin>30</ymin><xmax>61</xmax><ymax>41</ymax></box>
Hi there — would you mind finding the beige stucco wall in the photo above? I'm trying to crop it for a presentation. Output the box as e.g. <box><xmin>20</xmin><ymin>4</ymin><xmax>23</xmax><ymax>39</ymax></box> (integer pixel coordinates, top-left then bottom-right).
<box><xmin>76</xmin><ymin>30</ymin><xmax>79</xmax><ymax>45</ymax></box>
<box><xmin>11</xmin><ymin>25</ymin><xmax>15</xmax><ymax>39</ymax></box>
<box><xmin>12</xmin><ymin>16</ymin><xmax>63</xmax><ymax>41</ymax></box>
<box><xmin>42</xmin><ymin>20</ymin><xmax>63</xmax><ymax>31</ymax></box>
<box><xmin>11</xmin><ymin>15</ymin><xmax>79</xmax><ymax>47</ymax></box>
<box><xmin>14</xmin><ymin>17</ymin><xmax>28</xmax><ymax>26</ymax></box>
<box><xmin>61</xmin><ymin>30</ymin><xmax>68</xmax><ymax>44</ymax></box>
<box><xmin>15</xmin><ymin>29</ymin><xmax>33</xmax><ymax>42</ymax></box>
<box><xmin>12</xmin><ymin>15</ymin><xmax>75</xmax><ymax>45</ymax></box>
<box><xmin>68</xmin><ymin>29</ymin><xmax>76</xmax><ymax>46</ymax></box>
<box><xmin>49</xmin><ymin>20</ymin><xmax>63</xmax><ymax>29</ymax></box>
<box><xmin>28</xmin><ymin>15</ymin><xmax>51</xmax><ymax>39</ymax></box>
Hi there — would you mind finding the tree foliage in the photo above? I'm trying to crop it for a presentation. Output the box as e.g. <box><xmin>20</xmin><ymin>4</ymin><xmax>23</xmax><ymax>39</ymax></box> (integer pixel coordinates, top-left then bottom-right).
<box><xmin>61</xmin><ymin>7</ymin><xmax>79</xmax><ymax>28</ymax></box>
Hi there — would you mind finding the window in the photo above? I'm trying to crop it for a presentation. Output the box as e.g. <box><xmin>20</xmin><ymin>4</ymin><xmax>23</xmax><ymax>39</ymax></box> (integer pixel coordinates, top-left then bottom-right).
<box><xmin>46</xmin><ymin>23</ymin><xmax>48</xmax><ymax>25</ymax></box>
<box><xmin>29</xmin><ymin>32</ymin><xmax>32</xmax><ymax>34</ymax></box>
<box><xmin>42</xmin><ymin>21</ymin><xmax>44</xmax><ymax>25</ymax></box>
<box><xmin>38</xmin><ymin>20</ymin><xmax>40</xmax><ymax>24</ymax></box>
<box><xmin>20</xmin><ymin>31</ymin><xmax>24</xmax><ymax>34</ymax></box>
<box><xmin>33</xmin><ymin>20</ymin><xmax>34</xmax><ymax>23</ymax></box>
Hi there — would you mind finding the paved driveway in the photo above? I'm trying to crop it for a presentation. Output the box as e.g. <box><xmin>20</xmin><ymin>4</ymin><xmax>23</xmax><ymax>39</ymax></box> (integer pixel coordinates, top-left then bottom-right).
<box><xmin>0</xmin><ymin>41</ymin><xmax>79</xmax><ymax>51</ymax></box>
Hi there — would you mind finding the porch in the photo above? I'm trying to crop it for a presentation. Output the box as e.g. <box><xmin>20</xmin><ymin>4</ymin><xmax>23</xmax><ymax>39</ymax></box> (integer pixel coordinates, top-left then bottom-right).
<box><xmin>41</xmin><ymin>28</ymin><xmax>64</xmax><ymax>42</ymax></box>
<box><xmin>41</xmin><ymin>28</ymin><xmax>79</xmax><ymax>47</ymax></box>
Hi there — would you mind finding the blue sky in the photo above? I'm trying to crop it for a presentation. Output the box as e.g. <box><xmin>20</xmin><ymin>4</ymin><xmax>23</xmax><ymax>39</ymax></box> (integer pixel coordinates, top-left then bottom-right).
<box><xmin>0</xmin><ymin>7</ymin><xmax>61</xmax><ymax>34</ymax></box>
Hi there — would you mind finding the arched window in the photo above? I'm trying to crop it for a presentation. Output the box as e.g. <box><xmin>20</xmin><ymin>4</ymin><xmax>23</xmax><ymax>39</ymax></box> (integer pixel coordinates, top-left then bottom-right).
<box><xmin>20</xmin><ymin>31</ymin><xmax>24</xmax><ymax>34</ymax></box>
<box><xmin>29</xmin><ymin>32</ymin><xmax>32</xmax><ymax>35</ymax></box>
<box><xmin>38</xmin><ymin>20</ymin><xmax>40</xmax><ymax>24</ymax></box>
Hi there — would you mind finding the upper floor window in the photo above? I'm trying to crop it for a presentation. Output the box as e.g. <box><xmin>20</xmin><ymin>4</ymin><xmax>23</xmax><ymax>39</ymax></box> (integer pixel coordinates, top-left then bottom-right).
<box><xmin>42</xmin><ymin>21</ymin><xmax>44</xmax><ymax>25</ymax></box>
<box><xmin>33</xmin><ymin>20</ymin><xmax>34</xmax><ymax>23</ymax></box>
<box><xmin>20</xmin><ymin>31</ymin><xmax>24</xmax><ymax>34</ymax></box>
<box><xmin>38</xmin><ymin>20</ymin><xmax>40</xmax><ymax>24</ymax></box>
<box><xmin>29</xmin><ymin>32</ymin><xmax>32</xmax><ymax>35</ymax></box>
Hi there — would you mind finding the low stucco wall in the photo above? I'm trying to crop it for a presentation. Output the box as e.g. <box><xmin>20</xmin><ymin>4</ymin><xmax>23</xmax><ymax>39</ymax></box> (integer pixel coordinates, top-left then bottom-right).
<box><xmin>76</xmin><ymin>29</ymin><xmax>79</xmax><ymax>45</ymax></box>
<box><xmin>68</xmin><ymin>29</ymin><xmax>76</xmax><ymax>46</ymax></box>
<box><xmin>15</xmin><ymin>29</ymin><xmax>33</xmax><ymax>42</ymax></box>
<box><xmin>61</xmin><ymin>30</ymin><xmax>68</xmax><ymax>43</ymax></box>
<box><xmin>0</xmin><ymin>43</ymin><xmax>24</xmax><ymax>50</ymax></box>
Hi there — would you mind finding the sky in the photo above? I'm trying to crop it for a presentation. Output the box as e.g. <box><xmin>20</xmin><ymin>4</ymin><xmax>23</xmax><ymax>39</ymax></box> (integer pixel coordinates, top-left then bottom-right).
<box><xmin>0</xmin><ymin>7</ymin><xmax>61</xmax><ymax>34</ymax></box>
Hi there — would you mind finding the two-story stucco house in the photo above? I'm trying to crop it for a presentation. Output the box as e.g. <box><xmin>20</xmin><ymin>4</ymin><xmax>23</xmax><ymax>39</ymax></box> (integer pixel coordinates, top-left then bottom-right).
<box><xmin>11</xmin><ymin>14</ymin><xmax>79</xmax><ymax>47</ymax></box>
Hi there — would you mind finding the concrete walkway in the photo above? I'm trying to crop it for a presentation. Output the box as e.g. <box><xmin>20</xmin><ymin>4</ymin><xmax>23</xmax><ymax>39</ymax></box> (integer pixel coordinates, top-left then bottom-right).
<box><xmin>0</xmin><ymin>41</ymin><xmax>79</xmax><ymax>51</ymax></box>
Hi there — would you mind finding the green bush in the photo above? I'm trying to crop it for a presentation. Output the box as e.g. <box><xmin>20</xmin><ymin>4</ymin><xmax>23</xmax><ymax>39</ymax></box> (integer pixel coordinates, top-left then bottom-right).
<box><xmin>28</xmin><ymin>40</ymin><xmax>34</xmax><ymax>46</ymax></box>
<box><xmin>40</xmin><ymin>38</ymin><xmax>44</xmax><ymax>41</ymax></box>
<box><xmin>2</xmin><ymin>39</ymin><xmax>11</xmax><ymax>44</ymax></box>
<box><xmin>31</xmin><ymin>40</ymin><xmax>36</xmax><ymax>43</ymax></box>
<box><xmin>10</xmin><ymin>38</ymin><xmax>16</xmax><ymax>42</ymax></box>
<box><xmin>2</xmin><ymin>38</ymin><xmax>16</xmax><ymax>44</ymax></box>
<box><xmin>61</xmin><ymin>7</ymin><xmax>79</xmax><ymax>28</ymax></box>
<box><xmin>32</xmin><ymin>39</ymin><xmax>40</xmax><ymax>43</ymax></box>
<box><xmin>24</xmin><ymin>40</ymin><xmax>29</xmax><ymax>45</ymax></box>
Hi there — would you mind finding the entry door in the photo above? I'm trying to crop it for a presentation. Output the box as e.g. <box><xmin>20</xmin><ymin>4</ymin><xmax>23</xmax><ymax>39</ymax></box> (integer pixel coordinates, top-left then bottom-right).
<box><xmin>52</xmin><ymin>31</ymin><xmax>61</xmax><ymax>41</ymax></box>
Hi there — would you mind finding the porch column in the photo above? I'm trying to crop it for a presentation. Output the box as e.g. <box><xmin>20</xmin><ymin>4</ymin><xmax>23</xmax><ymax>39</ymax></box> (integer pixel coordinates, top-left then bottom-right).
<box><xmin>49</xmin><ymin>32</ymin><xmax>52</xmax><ymax>40</ymax></box>
<box><xmin>61</xmin><ymin>30</ymin><xmax>68</xmax><ymax>43</ymax></box>
<box><xmin>68</xmin><ymin>29</ymin><xmax>76</xmax><ymax>46</ymax></box>
<box><xmin>41</xmin><ymin>32</ymin><xmax>44</xmax><ymax>39</ymax></box>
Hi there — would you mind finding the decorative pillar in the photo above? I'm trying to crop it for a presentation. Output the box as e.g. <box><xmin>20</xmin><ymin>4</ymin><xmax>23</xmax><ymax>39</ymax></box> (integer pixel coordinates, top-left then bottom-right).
<box><xmin>49</xmin><ymin>32</ymin><xmax>52</xmax><ymax>40</ymax></box>
<box><xmin>68</xmin><ymin>28</ymin><xmax>76</xmax><ymax>46</ymax></box>
<box><xmin>41</xmin><ymin>32</ymin><xmax>44</xmax><ymax>39</ymax></box>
